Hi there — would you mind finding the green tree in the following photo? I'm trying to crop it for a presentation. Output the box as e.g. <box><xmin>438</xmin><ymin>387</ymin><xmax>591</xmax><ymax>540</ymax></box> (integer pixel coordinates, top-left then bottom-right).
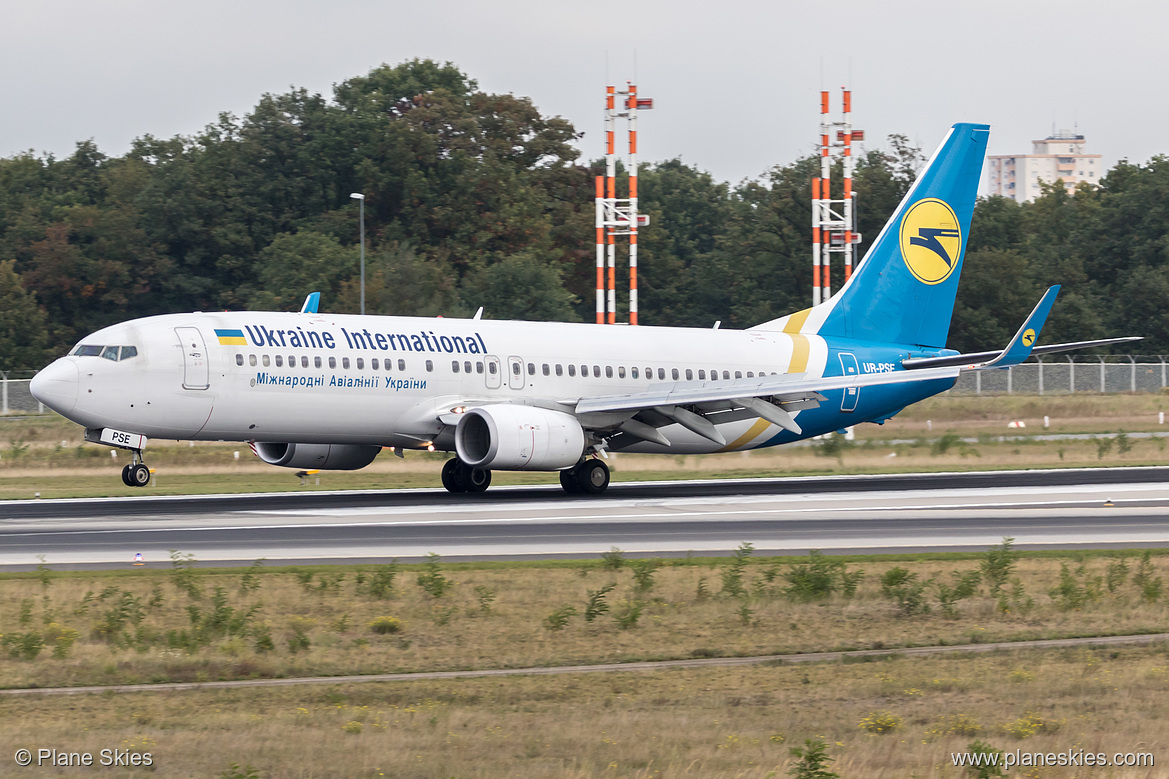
<box><xmin>0</xmin><ymin>260</ymin><xmax>51</xmax><ymax>368</ymax></box>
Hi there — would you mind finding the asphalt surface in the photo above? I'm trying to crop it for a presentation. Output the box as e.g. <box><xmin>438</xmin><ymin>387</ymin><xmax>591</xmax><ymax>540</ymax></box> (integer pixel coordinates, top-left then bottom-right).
<box><xmin>2</xmin><ymin>467</ymin><xmax>1168</xmax><ymax>569</ymax></box>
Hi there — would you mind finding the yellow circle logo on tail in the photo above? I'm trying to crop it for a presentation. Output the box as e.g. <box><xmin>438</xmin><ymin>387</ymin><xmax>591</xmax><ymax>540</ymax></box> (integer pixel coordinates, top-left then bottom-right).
<box><xmin>1022</xmin><ymin>329</ymin><xmax>1036</xmax><ymax>347</ymax></box>
<box><xmin>899</xmin><ymin>198</ymin><xmax>962</xmax><ymax>285</ymax></box>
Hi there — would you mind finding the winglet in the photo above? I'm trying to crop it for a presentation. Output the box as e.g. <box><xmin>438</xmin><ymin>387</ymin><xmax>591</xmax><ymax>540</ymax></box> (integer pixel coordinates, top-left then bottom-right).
<box><xmin>300</xmin><ymin>292</ymin><xmax>321</xmax><ymax>314</ymax></box>
<box><xmin>979</xmin><ymin>285</ymin><xmax>1060</xmax><ymax>369</ymax></box>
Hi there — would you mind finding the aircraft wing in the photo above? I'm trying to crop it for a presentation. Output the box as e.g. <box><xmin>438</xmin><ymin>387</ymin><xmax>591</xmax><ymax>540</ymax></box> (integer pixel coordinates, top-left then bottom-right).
<box><xmin>568</xmin><ymin>365</ymin><xmax>961</xmax><ymax>443</ymax></box>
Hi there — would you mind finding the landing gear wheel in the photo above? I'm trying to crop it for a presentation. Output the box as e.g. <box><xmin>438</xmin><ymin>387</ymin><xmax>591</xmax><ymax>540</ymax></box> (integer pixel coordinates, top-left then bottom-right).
<box><xmin>128</xmin><ymin>463</ymin><xmax>151</xmax><ymax>487</ymax></box>
<box><xmin>464</xmin><ymin>467</ymin><xmax>492</xmax><ymax>493</ymax></box>
<box><xmin>575</xmin><ymin>459</ymin><xmax>610</xmax><ymax>495</ymax></box>
<box><xmin>559</xmin><ymin>468</ymin><xmax>581</xmax><ymax>494</ymax></box>
<box><xmin>121</xmin><ymin>464</ymin><xmax>135</xmax><ymax>487</ymax></box>
<box><xmin>441</xmin><ymin>459</ymin><xmax>466</xmax><ymax>493</ymax></box>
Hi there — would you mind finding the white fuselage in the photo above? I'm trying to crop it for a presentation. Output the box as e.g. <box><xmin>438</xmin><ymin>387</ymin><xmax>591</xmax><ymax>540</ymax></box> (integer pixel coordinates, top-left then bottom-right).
<box><xmin>35</xmin><ymin>311</ymin><xmax>847</xmax><ymax>455</ymax></box>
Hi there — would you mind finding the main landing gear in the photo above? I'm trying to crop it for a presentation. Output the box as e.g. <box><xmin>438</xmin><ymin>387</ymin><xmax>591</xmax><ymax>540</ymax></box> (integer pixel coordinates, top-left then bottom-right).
<box><xmin>441</xmin><ymin>458</ymin><xmax>492</xmax><ymax>494</ymax></box>
<box><xmin>120</xmin><ymin>450</ymin><xmax>151</xmax><ymax>487</ymax></box>
<box><xmin>559</xmin><ymin>458</ymin><xmax>610</xmax><ymax>495</ymax></box>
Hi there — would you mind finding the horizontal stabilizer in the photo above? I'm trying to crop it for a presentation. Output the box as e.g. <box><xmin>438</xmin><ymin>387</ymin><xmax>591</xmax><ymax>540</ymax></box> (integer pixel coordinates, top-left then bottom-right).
<box><xmin>903</xmin><ymin>337</ymin><xmax>1144</xmax><ymax>370</ymax></box>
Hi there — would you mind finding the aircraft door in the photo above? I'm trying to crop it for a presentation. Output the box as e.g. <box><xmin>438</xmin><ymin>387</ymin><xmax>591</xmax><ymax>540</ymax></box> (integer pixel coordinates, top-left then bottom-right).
<box><xmin>175</xmin><ymin>327</ymin><xmax>210</xmax><ymax>390</ymax></box>
<box><xmin>485</xmin><ymin>356</ymin><xmax>502</xmax><ymax>389</ymax></box>
<box><xmin>838</xmin><ymin>352</ymin><xmax>859</xmax><ymax>412</ymax></box>
<box><xmin>507</xmin><ymin>356</ymin><xmax>525</xmax><ymax>390</ymax></box>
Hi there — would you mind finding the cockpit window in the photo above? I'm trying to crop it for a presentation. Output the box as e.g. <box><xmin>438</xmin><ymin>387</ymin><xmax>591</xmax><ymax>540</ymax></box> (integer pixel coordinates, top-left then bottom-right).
<box><xmin>71</xmin><ymin>344</ymin><xmax>139</xmax><ymax>361</ymax></box>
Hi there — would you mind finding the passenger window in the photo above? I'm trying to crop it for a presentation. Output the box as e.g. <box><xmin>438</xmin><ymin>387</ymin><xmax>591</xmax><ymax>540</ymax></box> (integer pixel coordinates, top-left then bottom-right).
<box><xmin>301</xmin><ymin>356</ymin><xmax>308</xmax><ymax>368</ymax></box>
<box><xmin>671</xmin><ymin>368</ymin><xmax>679</xmax><ymax>380</ymax></box>
<box><xmin>747</xmin><ymin>371</ymin><xmax>754</xmax><ymax>378</ymax></box>
<box><xmin>288</xmin><ymin>355</ymin><xmax>295</xmax><ymax>367</ymax></box>
<box><xmin>342</xmin><ymin>358</ymin><xmax>350</xmax><ymax>369</ymax></box>
<box><xmin>555</xmin><ymin>364</ymin><xmax>563</xmax><ymax>376</ymax></box>
<box><xmin>646</xmin><ymin>367</ymin><xmax>653</xmax><ymax>379</ymax></box>
<box><xmin>580</xmin><ymin>364</ymin><xmax>588</xmax><ymax>376</ymax></box>
<box><xmin>371</xmin><ymin>358</ymin><xmax>379</xmax><ymax>370</ymax></box>
<box><xmin>102</xmin><ymin>346</ymin><xmax>120</xmax><ymax>361</ymax></box>
<box><xmin>618</xmin><ymin>366</ymin><xmax>626</xmax><ymax>378</ymax></box>
<box><xmin>262</xmin><ymin>355</ymin><xmax>270</xmax><ymax>367</ymax></box>
<box><xmin>464</xmin><ymin>361</ymin><xmax>472</xmax><ymax>373</ymax></box>
<box><xmin>632</xmin><ymin>367</ymin><xmax>639</xmax><ymax>379</ymax></box>
<box><xmin>735</xmin><ymin>370</ymin><xmax>742</xmax><ymax>379</ymax></box>
<box><xmin>312</xmin><ymin>356</ymin><xmax>320</xmax><ymax>368</ymax></box>
<box><xmin>723</xmin><ymin>371</ymin><xmax>730</xmax><ymax>380</ymax></box>
<box><xmin>452</xmin><ymin>361</ymin><xmax>460</xmax><ymax>373</ymax></box>
<box><xmin>658</xmin><ymin>368</ymin><xmax>666</xmax><ymax>380</ymax></box>
<box><xmin>593</xmin><ymin>365</ymin><xmax>601</xmax><ymax>378</ymax></box>
<box><xmin>235</xmin><ymin>354</ymin><xmax>243</xmax><ymax>366</ymax></box>
<box><xmin>686</xmin><ymin>369</ymin><xmax>693</xmax><ymax>380</ymax></box>
<box><xmin>275</xmin><ymin>355</ymin><xmax>283</xmax><ymax>367</ymax></box>
<box><xmin>249</xmin><ymin>355</ymin><xmax>257</xmax><ymax>367</ymax></box>
<box><xmin>356</xmin><ymin>358</ymin><xmax>364</xmax><ymax>370</ymax></box>
<box><xmin>426</xmin><ymin>360</ymin><xmax>434</xmax><ymax>372</ymax></box>
<box><xmin>527</xmin><ymin>363</ymin><xmax>535</xmax><ymax>375</ymax></box>
<box><xmin>542</xmin><ymin>364</ymin><xmax>550</xmax><ymax>376</ymax></box>
<box><xmin>329</xmin><ymin>357</ymin><xmax>337</xmax><ymax>369</ymax></box>
<box><xmin>698</xmin><ymin>369</ymin><xmax>706</xmax><ymax>380</ymax></box>
<box><xmin>568</xmin><ymin>364</ymin><xmax>576</xmax><ymax>377</ymax></box>
<box><xmin>398</xmin><ymin>359</ymin><xmax>406</xmax><ymax>370</ymax></box>
<box><xmin>512</xmin><ymin>362</ymin><xmax>521</xmax><ymax>375</ymax></box>
<box><xmin>476</xmin><ymin>362</ymin><xmax>484</xmax><ymax>374</ymax></box>
<box><xmin>605</xmin><ymin>366</ymin><xmax>613</xmax><ymax>378</ymax></box>
<box><xmin>120</xmin><ymin>346</ymin><xmax>138</xmax><ymax>360</ymax></box>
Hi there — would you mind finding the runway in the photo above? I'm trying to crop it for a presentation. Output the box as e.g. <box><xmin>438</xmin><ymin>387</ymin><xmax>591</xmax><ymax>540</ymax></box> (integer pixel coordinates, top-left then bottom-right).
<box><xmin>1</xmin><ymin>467</ymin><xmax>1167</xmax><ymax>569</ymax></box>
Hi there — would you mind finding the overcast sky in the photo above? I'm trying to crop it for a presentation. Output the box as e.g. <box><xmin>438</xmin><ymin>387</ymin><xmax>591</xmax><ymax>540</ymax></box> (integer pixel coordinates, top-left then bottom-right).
<box><xmin>3</xmin><ymin>0</ymin><xmax>1161</xmax><ymax>187</ymax></box>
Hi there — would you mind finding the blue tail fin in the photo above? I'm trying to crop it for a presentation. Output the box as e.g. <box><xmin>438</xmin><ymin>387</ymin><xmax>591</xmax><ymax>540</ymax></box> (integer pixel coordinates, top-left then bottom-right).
<box><xmin>816</xmin><ymin>123</ymin><xmax>989</xmax><ymax>348</ymax></box>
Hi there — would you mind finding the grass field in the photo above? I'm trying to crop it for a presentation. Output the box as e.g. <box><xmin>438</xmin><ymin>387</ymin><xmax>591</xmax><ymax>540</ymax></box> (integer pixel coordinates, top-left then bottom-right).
<box><xmin>2</xmin><ymin>548</ymin><xmax>1169</xmax><ymax>776</ymax></box>
<box><xmin>2</xmin><ymin>393</ymin><xmax>1169</xmax><ymax>499</ymax></box>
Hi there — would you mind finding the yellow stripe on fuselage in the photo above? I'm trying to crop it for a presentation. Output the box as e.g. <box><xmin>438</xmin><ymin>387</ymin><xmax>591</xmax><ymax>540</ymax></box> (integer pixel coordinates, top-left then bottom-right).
<box><xmin>218</xmin><ymin>336</ymin><xmax>247</xmax><ymax>345</ymax></box>
<box><xmin>782</xmin><ymin>308</ymin><xmax>812</xmax><ymax>374</ymax></box>
<box><xmin>716</xmin><ymin>418</ymin><xmax>773</xmax><ymax>453</ymax></box>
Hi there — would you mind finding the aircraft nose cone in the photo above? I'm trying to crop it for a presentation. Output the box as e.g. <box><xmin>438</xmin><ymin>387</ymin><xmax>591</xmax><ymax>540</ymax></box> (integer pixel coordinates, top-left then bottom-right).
<box><xmin>29</xmin><ymin>359</ymin><xmax>79</xmax><ymax>416</ymax></box>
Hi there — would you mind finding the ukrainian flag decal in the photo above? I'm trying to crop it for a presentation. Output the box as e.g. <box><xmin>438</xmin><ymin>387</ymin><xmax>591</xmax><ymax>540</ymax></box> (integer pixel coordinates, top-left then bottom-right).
<box><xmin>215</xmin><ymin>329</ymin><xmax>247</xmax><ymax>345</ymax></box>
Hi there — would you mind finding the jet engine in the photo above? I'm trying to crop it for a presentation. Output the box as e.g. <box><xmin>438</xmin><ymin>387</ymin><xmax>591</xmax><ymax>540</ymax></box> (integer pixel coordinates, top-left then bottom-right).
<box><xmin>253</xmin><ymin>442</ymin><xmax>381</xmax><ymax>470</ymax></box>
<box><xmin>455</xmin><ymin>405</ymin><xmax>585</xmax><ymax>470</ymax></box>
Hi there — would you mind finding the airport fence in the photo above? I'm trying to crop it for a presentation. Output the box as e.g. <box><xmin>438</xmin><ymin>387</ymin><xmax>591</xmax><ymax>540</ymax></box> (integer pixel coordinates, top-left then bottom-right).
<box><xmin>0</xmin><ymin>372</ymin><xmax>44</xmax><ymax>415</ymax></box>
<box><xmin>947</xmin><ymin>355</ymin><xmax>1169</xmax><ymax>395</ymax></box>
<box><xmin>2</xmin><ymin>356</ymin><xmax>1168</xmax><ymax>415</ymax></box>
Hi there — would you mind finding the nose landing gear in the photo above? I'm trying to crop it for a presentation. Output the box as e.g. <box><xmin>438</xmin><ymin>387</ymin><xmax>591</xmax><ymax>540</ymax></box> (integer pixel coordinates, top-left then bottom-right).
<box><xmin>120</xmin><ymin>451</ymin><xmax>151</xmax><ymax>487</ymax></box>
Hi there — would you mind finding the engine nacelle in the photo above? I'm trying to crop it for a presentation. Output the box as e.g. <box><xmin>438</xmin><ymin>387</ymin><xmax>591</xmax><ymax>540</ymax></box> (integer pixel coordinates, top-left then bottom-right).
<box><xmin>455</xmin><ymin>405</ymin><xmax>585</xmax><ymax>470</ymax></box>
<box><xmin>253</xmin><ymin>442</ymin><xmax>381</xmax><ymax>470</ymax></box>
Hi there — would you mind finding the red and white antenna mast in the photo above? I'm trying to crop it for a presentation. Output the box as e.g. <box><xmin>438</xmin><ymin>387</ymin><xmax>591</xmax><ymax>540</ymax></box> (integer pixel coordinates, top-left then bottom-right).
<box><xmin>596</xmin><ymin>82</ymin><xmax>652</xmax><ymax>324</ymax></box>
<box><xmin>812</xmin><ymin>88</ymin><xmax>863</xmax><ymax>305</ymax></box>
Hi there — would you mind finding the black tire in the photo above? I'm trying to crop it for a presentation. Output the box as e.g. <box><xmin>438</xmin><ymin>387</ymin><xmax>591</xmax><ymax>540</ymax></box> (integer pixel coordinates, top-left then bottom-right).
<box><xmin>559</xmin><ymin>468</ymin><xmax>580</xmax><ymax>494</ymax></box>
<box><xmin>441</xmin><ymin>459</ymin><xmax>465</xmax><ymax>493</ymax></box>
<box><xmin>465</xmin><ymin>467</ymin><xmax>491</xmax><ymax>493</ymax></box>
<box><xmin>129</xmin><ymin>463</ymin><xmax>151</xmax><ymax>487</ymax></box>
<box><xmin>120</xmin><ymin>464</ymin><xmax>135</xmax><ymax>487</ymax></box>
<box><xmin>575</xmin><ymin>459</ymin><xmax>610</xmax><ymax>495</ymax></box>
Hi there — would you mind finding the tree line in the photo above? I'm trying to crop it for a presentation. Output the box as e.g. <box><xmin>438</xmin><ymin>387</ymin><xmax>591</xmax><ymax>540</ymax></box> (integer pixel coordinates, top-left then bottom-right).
<box><xmin>1</xmin><ymin>58</ymin><xmax>1166</xmax><ymax>370</ymax></box>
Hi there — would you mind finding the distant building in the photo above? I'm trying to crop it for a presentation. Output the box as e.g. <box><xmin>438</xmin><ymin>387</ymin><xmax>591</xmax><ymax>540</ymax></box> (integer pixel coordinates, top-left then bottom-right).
<box><xmin>987</xmin><ymin>130</ymin><xmax>1103</xmax><ymax>202</ymax></box>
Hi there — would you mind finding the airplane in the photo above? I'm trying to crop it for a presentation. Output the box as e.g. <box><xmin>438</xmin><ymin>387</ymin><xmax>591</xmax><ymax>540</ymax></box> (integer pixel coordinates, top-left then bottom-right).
<box><xmin>29</xmin><ymin>122</ymin><xmax>1137</xmax><ymax>496</ymax></box>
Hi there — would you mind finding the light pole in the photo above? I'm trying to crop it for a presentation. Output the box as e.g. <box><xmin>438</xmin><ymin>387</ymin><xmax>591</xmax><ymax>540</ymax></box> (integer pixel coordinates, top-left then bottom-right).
<box><xmin>349</xmin><ymin>192</ymin><xmax>365</xmax><ymax>315</ymax></box>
